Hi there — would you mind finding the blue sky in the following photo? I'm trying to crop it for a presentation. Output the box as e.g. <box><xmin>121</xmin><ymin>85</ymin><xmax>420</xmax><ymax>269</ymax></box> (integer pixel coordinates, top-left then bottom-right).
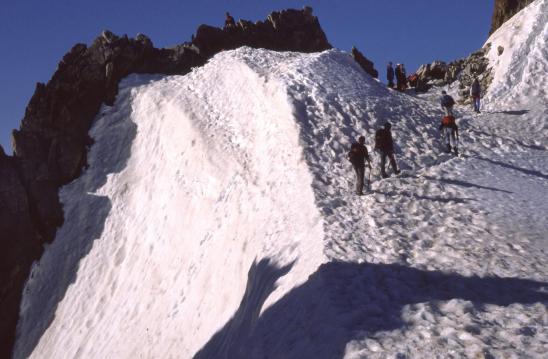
<box><xmin>0</xmin><ymin>0</ymin><xmax>493</xmax><ymax>153</ymax></box>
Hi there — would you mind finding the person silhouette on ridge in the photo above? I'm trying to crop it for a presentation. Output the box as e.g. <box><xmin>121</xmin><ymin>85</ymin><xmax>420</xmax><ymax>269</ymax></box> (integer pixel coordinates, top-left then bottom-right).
<box><xmin>224</xmin><ymin>12</ymin><xmax>236</xmax><ymax>29</ymax></box>
<box><xmin>387</xmin><ymin>62</ymin><xmax>395</xmax><ymax>88</ymax></box>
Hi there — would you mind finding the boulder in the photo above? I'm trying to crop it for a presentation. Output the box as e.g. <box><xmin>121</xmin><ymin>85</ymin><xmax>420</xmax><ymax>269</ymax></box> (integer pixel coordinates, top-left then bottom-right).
<box><xmin>351</xmin><ymin>46</ymin><xmax>378</xmax><ymax>78</ymax></box>
<box><xmin>429</xmin><ymin>61</ymin><xmax>448</xmax><ymax>79</ymax></box>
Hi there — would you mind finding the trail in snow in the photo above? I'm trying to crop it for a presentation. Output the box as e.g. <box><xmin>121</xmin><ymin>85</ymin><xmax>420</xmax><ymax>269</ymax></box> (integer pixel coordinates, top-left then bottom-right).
<box><xmin>15</xmin><ymin>1</ymin><xmax>548</xmax><ymax>357</ymax></box>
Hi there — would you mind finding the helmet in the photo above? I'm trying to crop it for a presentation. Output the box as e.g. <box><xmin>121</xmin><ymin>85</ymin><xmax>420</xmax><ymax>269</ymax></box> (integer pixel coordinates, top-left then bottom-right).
<box><xmin>384</xmin><ymin>122</ymin><xmax>392</xmax><ymax>130</ymax></box>
<box><xmin>441</xmin><ymin>90</ymin><xmax>447</xmax><ymax>94</ymax></box>
<box><xmin>358</xmin><ymin>136</ymin><xmax>365</xmax><ymax>143</ymax></box>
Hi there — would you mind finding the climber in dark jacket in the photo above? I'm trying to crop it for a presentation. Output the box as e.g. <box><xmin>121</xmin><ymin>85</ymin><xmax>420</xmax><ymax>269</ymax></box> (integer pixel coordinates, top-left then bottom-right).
<box><xmin>348</xmin><ymin>136</ymin><xmax>371</xmax><ymax>195</ymax></box>
<box><xmin>387</xmin><ymin>62</ymin><xmax>395</xmax><ymax>88</ymax></box>
<box><xmin>374</xmin><ymin>122</ymin><xmax>400</xmax><ymax>178</ymax></box>
<box><xmin>224</xmin><ymin>12</ymin><xmax>236</xmax><ymax>29</ymax></box>
<box><xmin>470</xmin><ymin>77</ymin><xmax>481</xmax><ymax>112</ymax></box>
<box><xmin>440</xmin><ymin>90</ymin><xmax>455</xmax><ymax>116</ymax></box>
<box><xmin>395</xmin><ymin>64</ymin><xmax>402</xmax><ymax>91</ymax></box>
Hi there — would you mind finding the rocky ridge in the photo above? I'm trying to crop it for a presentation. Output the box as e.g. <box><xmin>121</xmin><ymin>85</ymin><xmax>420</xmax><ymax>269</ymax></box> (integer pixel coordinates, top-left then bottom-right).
<box><xmin>415</xmin><ymin>44</ymin><xmax>493</xmax><ymax>104</ymax></box>
<box><xmin>0</xmin><ymin>8</ymin><xmax>331</xmax><ymax>357</ymax></box>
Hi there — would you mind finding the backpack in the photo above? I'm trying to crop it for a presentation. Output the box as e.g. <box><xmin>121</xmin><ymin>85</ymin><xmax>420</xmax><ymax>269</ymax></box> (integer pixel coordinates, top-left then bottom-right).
<box><xmin>441</xmin><ymin>95</ymin><xmax>455</xmax><ymax>107</ymax></box>
<box><xmin>441</xmin><ymin>115</ymin><xmax>456</xmax><ymax>127</ymax></box>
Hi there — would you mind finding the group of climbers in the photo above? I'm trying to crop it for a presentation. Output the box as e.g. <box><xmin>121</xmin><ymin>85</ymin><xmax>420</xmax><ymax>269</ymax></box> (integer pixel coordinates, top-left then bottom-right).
<box><xmin>386</xmin><ymin>62</ymin><xmax>408</xmax><ymax>91</ymax></box>
<box><xmin>348</xmin><ymin>78</ymin><xmax>482</xmax><ymax>195</ymax></box>
<box><xmin>348</xmin><ymin>123</ymin><xmax>400</xmax><ymax>195</ymax></box>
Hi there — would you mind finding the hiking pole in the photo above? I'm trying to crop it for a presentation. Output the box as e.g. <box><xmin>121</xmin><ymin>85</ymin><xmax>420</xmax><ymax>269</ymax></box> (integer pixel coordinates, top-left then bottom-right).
<box><xmin>368</xmin><ymin>162</ymin><xmax>372</xmax><ymax>190</ymax></box>
<box><xmin>456</xmin><ymin>126</ymin><xmax>460</xmax><ymax>156</ymax></box>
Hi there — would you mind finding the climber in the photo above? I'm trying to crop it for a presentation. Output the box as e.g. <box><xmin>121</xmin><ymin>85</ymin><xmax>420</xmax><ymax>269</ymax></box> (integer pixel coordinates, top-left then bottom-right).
<box><xmin>374</xmin><ymin>123</ymin><xmax>401</xmax><ymax>178</ymax></box>
<box><xmin>387</xmin><ymin>62</ymin><xmax>395</xmax><ymax>88</ymax></box>
<box><xmin>395</xmin><ymin>64</ymin><xmax>402</xmax><ymax>91</ymax></box>
<box><xmin>440</xmin><ymin>90</ymin><xmax>455</xmax><ymax>116</ymax></box>
<box><xmin>470</xmin><ymin>77</ymin><xmax>481</xmax><ymax>113</ymax></box>
<box><xmin>400</xmin><ymin>64</ymin><xmax>408</xmax><ymax>91</ymax></box>
<box><xmin>224</xmin><ymin>12</ymin><xmax>236</xmax><ymax>29</ymax></box>
<box><xmin>348</xmin><ymin>136</ymin><xmax>372</xmax><ymax>195</ymax></box>
<box><xmin>439</xmin><ymin>115</ymin><xmax>459</xmax><ymax>155</ymax></box>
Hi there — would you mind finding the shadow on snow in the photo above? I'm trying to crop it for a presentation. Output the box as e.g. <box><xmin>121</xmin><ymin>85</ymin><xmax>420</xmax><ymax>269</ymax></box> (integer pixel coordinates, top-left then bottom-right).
<box><xmin>423</xmin><ymin>176</ymin><xmax>513</xmax><ymax>194</ymax></box>
<box><xmin>473</xmin><ymin>156</ymin><xmax>548</xmax><ymax>181</ymax></box>
<box><xmin>195</xmin><ymin>260</ymin><xmax>547</xmax><ymax>359</ymax></box>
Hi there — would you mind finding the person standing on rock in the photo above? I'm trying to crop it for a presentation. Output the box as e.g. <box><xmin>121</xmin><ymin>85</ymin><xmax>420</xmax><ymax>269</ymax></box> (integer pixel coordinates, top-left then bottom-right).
<box><xmin>395</xmin><ymin>64</ymin><xmax>403</xmax><ymax>91</ymax></box>
<box><xmin>470</xmin><ymin>77</ymin><xmax>481</xmax><ymax>113</ymax></box>
<box><xmin>400</xmin><ymin>64</ymin><xmax>408</xmax><ymax>91</ymax></box>
<box><xmin>348</xmin><ymin>136</ymin><xmax>371</xmax><ymax>195</ymax></box>
<box><xmin>387</xmin><ymin>62</ymin><xmax>395</xmax><ymax>88</ymax></box>
<box><xmin>224</xmin><ymin>12</ymin><xmax>236</xmax><ymax>29</ymax></box>
<box><xmin>374</xmin><ymin>123</ymin><xmax>401</xmax><ymax>178</ymax></box>
<box><xmin>440</xmin><ymin>90</ymin><xmax>455</xmax><ymax>116</ymax></box>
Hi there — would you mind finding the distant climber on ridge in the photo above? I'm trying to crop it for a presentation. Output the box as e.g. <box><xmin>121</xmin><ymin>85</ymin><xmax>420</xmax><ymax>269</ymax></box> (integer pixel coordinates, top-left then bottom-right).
<box><xmin>387</xmin><ymin>62</ymin><xmax>395</xmax><ymax>88</ymax></box>
<box><xmin>374</xmin><ymin>123</ymin><xmax>400</xmax><ymax>178</ymax></box>
<box><xmin>400</xmin><ymin>64</ymin><xmax>407</xmax><ymax>91</ymax></box>
<box><xmin>440</xmin><ymin>90</ymin><xmax>455</xmax><ymax>116</ymax></box>
<box><xmin>470</xmin><ymin>77</ymin><xmax>481</xmax><ymax>113</ymax></box>
<box><xmin>224</xmin><ymin>12</ymin><xmax>236</xmax><ymax>29</ymax></box>
<box><xmin>395</xmin><ymin>64</ymin><xmax>403</xmax><ymax>91</ymax></box>
<box><xmin>348</xmin><ymin>136</ymin><xmax>371</xmax><ymax>195</ymax></box>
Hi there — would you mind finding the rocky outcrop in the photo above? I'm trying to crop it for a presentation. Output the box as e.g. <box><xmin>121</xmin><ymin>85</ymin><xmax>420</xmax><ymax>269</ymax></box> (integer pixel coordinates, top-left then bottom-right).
<box><xmin>447</xmin><ymin>45</ymin><xmax>493</xmax><ymax>104</ymax></box>
<box><xmin>192</xmin><ymin>7</ymin><xmax>331</xmax><ymax>59</ymax></box>
<box><xmin>490</xmin><ymin>0</ymin><xmax>535</xmax><ymax>34</ymax></box>
<box><xmin>413</xmin><ymin>44</ymin><xmax>493</xmax><ymax>102</ymax></box>
<box><xmin>351</xmin><ymin>46</ymin><xmax>378</xmax><ymax>78</ymax></box>
<box><xmin>1</xmin><ymin>7</ymin><xmax>332</xmax><ymax>358</ymax></box>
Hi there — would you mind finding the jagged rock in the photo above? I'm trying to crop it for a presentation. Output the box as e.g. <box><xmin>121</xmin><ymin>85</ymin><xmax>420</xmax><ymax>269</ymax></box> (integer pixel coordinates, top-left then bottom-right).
<box><xmin>190</xmin><ymin>7</ymin><xmax>331</xmax><ymax>59</ymax></box>
<box><xmin>2</xmin><ymin>8</ymin><xmax>332</xmax><ymax>357</ymax></box>
<box><xmin>490</xmin><ymin>0</ymin><xmax>535</xmax><ymax>34</ymax></box>
<box><xmin>416</xmin><ymin>61</ymin><xmax>447</xmax><ymax>82</ymax></box>
<box><xmin>351</xmin><ymin>46</ymin><xmax>378</xmax><ymax>78</ymax></box>
<box><xmin>415</xmin><ymin>43</ymin><xmax>493</xmax><ymax>103</ymax></box>
<box><xmin>429</xmin><ymin>61</ymin><xmax>448</xmax><ymax>80</ymax></box>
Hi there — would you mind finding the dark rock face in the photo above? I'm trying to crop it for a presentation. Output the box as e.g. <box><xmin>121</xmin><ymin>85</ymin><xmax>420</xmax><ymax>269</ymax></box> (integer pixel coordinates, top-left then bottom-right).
<box><xmin>490</xmin><ymin>0</ymin><xmax>535</xmax><ymax>34</ymax></box>
<box><xmin>351</xmin><ymin>46</ymin><xmax>379</xmax><ymax>78</ymax></box>
<box><xmin>0</xmin><ymin>147</ymin><xmax>42</xmax><ymax>357</ymax></box>
<box><xmin>1</xmin><ymin>7</ymin><xmax>331</xmax><ymax>358</ymax></box>
<box><xmin>192</xmin><ymin>7</ymin><xmax>331</xmax><ymax>59</ymax></box>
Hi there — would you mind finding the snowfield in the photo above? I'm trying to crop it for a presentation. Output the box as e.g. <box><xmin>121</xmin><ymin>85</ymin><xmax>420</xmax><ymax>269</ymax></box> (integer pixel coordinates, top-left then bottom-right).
<box><xmin>15</xmin><ymin>0</ymin><xmax>547</xmax><ymax>358</ymax></box>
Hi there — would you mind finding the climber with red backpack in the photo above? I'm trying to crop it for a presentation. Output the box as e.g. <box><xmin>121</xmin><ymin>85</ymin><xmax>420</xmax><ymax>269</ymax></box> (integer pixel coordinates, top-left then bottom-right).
<box><xmin>439</xmin><ymin>115</ymin><xmax>459</xmax><ymax>155</ymax></box>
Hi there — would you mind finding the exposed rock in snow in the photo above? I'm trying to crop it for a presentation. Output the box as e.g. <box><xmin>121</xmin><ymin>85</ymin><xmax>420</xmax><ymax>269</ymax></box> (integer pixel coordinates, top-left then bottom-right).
<box><xmin>351</xmin><ymin>46</ymin><xmax>379</xmax><ymax>78</ymax></box>
<box><xmin>490</xmin><ymin>0</ymin><xmax>536</xmax><ymax>34</ymax></box>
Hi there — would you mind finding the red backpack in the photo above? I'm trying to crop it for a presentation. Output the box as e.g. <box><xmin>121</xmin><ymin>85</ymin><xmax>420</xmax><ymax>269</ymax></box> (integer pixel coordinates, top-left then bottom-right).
<box><xmin>441</xmin><ymin>115</ymin><xmax>456</xmax><ymax>127</ymax></box>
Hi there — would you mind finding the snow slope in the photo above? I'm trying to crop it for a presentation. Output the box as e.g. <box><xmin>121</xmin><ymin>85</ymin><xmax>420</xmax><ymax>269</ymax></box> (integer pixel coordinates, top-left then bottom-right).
<box><xmin>15</xmin><ymin>2</ymin><xmax>547</xmax><ymax>357</ymax></box>
<box><xmin>482</xmin><ymin>0</ymin><xmax>548</xmax><ymax>146</ymax></box>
